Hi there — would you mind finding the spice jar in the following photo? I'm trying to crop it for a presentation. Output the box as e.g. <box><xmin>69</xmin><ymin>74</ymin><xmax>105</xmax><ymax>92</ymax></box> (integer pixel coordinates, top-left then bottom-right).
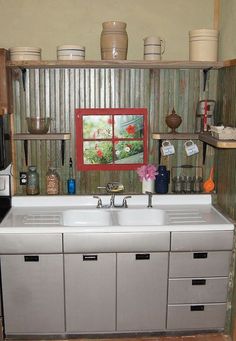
<box><xmin>46</xmin><ymin>167</ymin><xmax>60</xmax><ymax>195</ymax></box>
<box><xmin>26</xmin><ymin>166</ymin><xmax>39</xmax><ymax>195</ymax></box>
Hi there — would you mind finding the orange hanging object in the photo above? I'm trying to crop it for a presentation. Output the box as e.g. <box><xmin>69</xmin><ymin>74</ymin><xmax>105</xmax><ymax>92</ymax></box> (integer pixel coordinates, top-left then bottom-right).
<box><xmin>203</xmin><ymin>167</ymin><xmax>215</xmax><ymax>193</ymax></box>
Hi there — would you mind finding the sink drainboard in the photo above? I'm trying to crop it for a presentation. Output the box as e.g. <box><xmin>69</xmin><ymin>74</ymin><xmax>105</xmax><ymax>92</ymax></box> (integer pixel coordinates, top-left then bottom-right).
<box><xmin>23</xmin><ymin>214</ymin><xmax>61</xmax><ymax>225</ymax></box>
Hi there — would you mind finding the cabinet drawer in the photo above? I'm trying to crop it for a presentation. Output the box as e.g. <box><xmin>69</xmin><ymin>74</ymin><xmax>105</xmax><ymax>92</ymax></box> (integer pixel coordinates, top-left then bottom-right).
<box><xmin>167</xmin><ymin>303</ymin><xmax>226</xmax><ymax>330</ymax></box>
<box><xmin>64</xmin><ymin>232</ymin><xmax>170</xmax><ymax>253</ymax></box>
<box><xmin>168</xmin><ymin>277</ymin><xmax>228</xmax><ymax>304</ymax></box>
<box><xmin>169</xmin><ymin>251</ymin><xmax>231</xmax><ymax>277</ymax></box>
<box><xmin>171</xmin><ymin>231</ymin><xmax>233</xmax><ymax>251</ymax></box>
<box><xmin>0</xmin><ymin>233</ymin><xmax>62</xmax><ymax>253</ymax></box>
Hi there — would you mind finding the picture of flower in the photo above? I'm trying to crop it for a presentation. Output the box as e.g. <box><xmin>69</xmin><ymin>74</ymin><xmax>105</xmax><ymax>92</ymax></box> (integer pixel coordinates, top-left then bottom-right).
<box><xmin>126</xmin><ymin>124</ymin><xmax>136</xmax><ymax>135</ymax></box>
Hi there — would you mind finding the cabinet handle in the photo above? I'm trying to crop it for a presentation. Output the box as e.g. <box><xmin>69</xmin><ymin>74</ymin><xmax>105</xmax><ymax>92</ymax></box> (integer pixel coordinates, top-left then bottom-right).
<box><xmin>135</xmin><ymin>253</ymin><xmax>150</xmax><ymax>260</ymax></box>
<box><xmin>190</xmin><ymin>305</ymin><xmax>205</xmax><ymax>311</ymax></box>
<box><xmin>24</xmin><ymin>255</ymin><xmax>39</xmax><ymax>262</ymax></box>
<box><xmin>83</xmin><ymin>255</ymin><xmax>98</xmax><ymax>261</ymax></box>
<box><xmin>192</xmin><ymin>279</ymin><xmax>206</xmax><ymax>285</ymax></box>
<box><xmin>193</xmin><ymin>252</ymin><xmax>208</xmax><ymax>259</ymax></box>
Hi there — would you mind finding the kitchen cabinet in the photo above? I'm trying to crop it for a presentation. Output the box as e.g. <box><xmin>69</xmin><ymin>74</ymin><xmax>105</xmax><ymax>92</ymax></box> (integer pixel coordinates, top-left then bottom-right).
<box><xmin>167</xmin><ymin>230</ymin><xmax>233</xmax><ymax>331</ymax></box>
<box><xmin>117</xmin><ymin>252</ymin><xmax>168</xmax><ymax>331</ymax></box>
<box><xmin>64</xmin><ymin>253</ymin><xmax>116</xmax><ymax>333</ymax></box>
<box><xmin>1</xmin><ymin>254</ymin><xmax>65</xmax><ymax>334</ymax></box>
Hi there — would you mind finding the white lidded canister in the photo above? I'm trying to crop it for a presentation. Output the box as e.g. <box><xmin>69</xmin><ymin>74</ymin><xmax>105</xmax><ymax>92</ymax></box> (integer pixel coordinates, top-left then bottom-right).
<box><xmin>189</xmin><ymin>29</ymin><xmax>219</xmax><ymax>61</ymax></box>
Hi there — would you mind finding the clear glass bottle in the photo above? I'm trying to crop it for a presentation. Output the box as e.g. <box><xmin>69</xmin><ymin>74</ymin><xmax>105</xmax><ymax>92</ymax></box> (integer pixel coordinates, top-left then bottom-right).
<box><xmin>26</xmin><ymin>166</ymin><xmax>39</xmax><ymax>195</ymax></box>
<box><xmin>46</xmin><ymin>167</ymin><xmax>60</xmax><ymax>195</ymax></box>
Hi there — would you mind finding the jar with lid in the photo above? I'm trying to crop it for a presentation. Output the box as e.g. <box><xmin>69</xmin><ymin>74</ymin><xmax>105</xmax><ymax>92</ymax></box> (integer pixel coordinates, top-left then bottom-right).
<box><xmin>26</xmin><ymin>166</ymin><xmax>39</xmax><ymax>195</ymax></box>
<box><xmin>46</xmin><ymin>167</ymin><xmax>60</xmax><ymax>195</ymax></box>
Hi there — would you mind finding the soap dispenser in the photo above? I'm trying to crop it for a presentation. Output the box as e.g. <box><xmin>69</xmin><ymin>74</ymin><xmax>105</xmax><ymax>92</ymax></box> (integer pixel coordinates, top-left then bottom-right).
<box><xmin>67</xmin><ymin>157</ymin><xmax>76</xmax><ymax>194</ymax></box>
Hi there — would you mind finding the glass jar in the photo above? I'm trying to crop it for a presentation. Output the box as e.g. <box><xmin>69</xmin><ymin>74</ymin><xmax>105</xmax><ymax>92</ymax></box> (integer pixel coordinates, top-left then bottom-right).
<box><xmin>26</xmin><ymin>166</ymin><xmax>39</xmax><ymax>195</ymax></box>
<box><xmin>46</xmin><ymin>167</ymin><xmax>60</xmax><ymax>195</ymax></box>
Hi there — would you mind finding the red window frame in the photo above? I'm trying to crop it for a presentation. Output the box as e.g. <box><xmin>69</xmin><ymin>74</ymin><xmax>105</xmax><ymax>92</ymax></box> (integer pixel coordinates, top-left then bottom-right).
<box><xmin>75</xmin><ymin>108</ymin><xmax>148</xmax><ymax>171</ymax></box>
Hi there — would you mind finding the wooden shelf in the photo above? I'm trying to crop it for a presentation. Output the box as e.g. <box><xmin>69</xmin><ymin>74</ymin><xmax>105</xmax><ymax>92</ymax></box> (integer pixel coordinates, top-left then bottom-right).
<box><xmin>7</xmin><ymin>60</ymin><xmax>224</xmax><ymax>70</ymax></box>
<box><xmin>13</xmin><ymin>133</ymin><xmax>71</xmax><ymax>166</ymax></box>
<box><xmin>152</xmin><ymin>132</ymin><xmax>199</xmax><ymax>140</ymax></box>
<box><xmin>13</xmin><ymin>133</ymin><xmax>70</xmax><ymax>140</ymax></box>
<box><xmin>199</xmin><ymin>133</ymin><xmax>236</xmax><ymax>148</ymax></box>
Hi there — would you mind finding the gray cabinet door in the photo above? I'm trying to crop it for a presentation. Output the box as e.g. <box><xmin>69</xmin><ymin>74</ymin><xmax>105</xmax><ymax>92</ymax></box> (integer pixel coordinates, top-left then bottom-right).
<box><xmin>1</xmin><ymin>254</ymin><xmax>65</xmax><ymax>335</ymax></box>
<box><xmin>117</xmin><ymin>252</ymin><xmax>168</xmax><ymax>331</ymax></box>
<box><xmin>64</xmin><ymin>253</ymin><xmax>116</xmax><ymax>333</ymax></box>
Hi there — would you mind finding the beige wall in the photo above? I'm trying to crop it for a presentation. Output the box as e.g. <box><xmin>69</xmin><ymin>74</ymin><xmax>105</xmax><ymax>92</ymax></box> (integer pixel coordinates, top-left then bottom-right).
<box><xmin>0</xmin><ymin>0</ymin><xmax>215</xmax><ymax>60</ymax></box>
<box><xmin>219</xmin><ymin>0</ymin><xmax>236</xmax><ymax>60</ymax></box>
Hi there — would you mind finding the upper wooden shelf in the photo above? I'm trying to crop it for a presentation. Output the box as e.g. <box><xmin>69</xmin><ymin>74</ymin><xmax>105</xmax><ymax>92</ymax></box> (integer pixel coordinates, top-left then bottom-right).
<box><xmin>6</xmin><ymin>60</ymin><xmax>224</xmax><ymax>70</ymax></box>
<box><xmin>13</xmin><ymin>133</ymin><xmax>71</xmax><ymax>140</ymax></box>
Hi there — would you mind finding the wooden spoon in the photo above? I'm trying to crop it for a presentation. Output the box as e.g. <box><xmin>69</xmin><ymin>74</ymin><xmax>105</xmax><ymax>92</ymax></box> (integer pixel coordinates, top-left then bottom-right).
<box><xmin>203</xmin><ymin>167</ymin><xmax>215</xmax><ymax>192</ymax></box>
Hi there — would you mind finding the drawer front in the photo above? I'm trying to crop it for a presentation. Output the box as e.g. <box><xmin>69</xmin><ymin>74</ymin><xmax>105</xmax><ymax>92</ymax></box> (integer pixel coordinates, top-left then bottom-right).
<box><xmin>167</xmin><ymin>303</ymin><xmax>226</xmax><ymax>330</ymax></box>
<box><xmin>63</xmin><ymin>232</ymin><xmax>170</xmax><ymax>253</ymax></box>
<box><xmin>0</xmin><ymin>233</ymin><xmax>62</xmax><ymax>253</ymax></box>
<box><xmin>168</xmin><ymin>277</ymin><xmax>228</xmax><ymax>304</ymax></box>
<box><xmin>171</xmin><ymin>231</ymin><xmax>234</xmax><ymax>251</ymax></box>
<box><xmin>169</xmin><ymin>251</ymin><xmax>231</xmax><ymax>277</ymax></box>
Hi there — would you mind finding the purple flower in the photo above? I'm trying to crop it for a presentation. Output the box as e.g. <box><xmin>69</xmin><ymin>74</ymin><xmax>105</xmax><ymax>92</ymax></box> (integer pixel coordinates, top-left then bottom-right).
<box><xmin>136</xmin><ymin>164</ymin><xmax>158</xmax><ymax>181</ymax></box>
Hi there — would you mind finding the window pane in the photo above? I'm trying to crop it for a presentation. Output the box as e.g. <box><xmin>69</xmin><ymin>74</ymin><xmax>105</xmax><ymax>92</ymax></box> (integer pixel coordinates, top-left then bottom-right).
<box><xmin>114</xmin><ymin>141</ymin><xmax>144</xmax><ymax>164</ymax></box>
<box><xmin>83</xmin><ymin>141</ymin><xmax>113</xmax><ymax>164</ymax></box>
<box><xmin>114</xmin><ymin>115</ymin><xmax>144</xmax><ymax>138</ymax></box>
<box><xmin>83</xmin><ymin>115</ymin><xmax>112</xmax><ymax>139</ymax></box>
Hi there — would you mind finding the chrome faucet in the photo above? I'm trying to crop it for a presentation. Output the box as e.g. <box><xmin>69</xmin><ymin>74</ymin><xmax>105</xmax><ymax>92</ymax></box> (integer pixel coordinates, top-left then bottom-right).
<box><xmin>146</xmin><ymin>191</ymin><xmax>153</xmax><ymax>208</ymax></box>
<box><xmin>94</xmin><ymin>182</ymin><xmax>131</xmax><ymax>208</ymax></box>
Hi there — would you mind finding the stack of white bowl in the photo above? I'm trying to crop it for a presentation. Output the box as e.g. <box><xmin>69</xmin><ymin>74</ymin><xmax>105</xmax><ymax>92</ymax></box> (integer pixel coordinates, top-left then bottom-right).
<box><xmin>57</xmin><ymin>45</ymin><xmax>85</xmax><ymax>60</ymax></box>
<box><xmin>9</xmin><ymin>47</ymin><xmax>41</xmax><ymax>61</ymax></box>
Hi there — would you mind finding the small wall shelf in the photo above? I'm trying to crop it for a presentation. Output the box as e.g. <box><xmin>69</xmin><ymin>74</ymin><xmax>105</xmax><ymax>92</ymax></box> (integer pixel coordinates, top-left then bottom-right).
<box><xmin>199</xmin><ymin>133</ymin><xmax>236</xmax><ymax>148</ymax></box>
<box><xmin>13</xmin><ymin>133</ymin><xmax>71</xmax><ymax>166</ymax></box>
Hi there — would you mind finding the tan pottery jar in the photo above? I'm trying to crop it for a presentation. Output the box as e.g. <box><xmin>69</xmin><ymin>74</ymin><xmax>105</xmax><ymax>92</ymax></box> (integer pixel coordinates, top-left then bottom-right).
<box><xmin>100</xmin><ymin>21</ymin><xmax>128</xmax><ymax>60</ymax></box>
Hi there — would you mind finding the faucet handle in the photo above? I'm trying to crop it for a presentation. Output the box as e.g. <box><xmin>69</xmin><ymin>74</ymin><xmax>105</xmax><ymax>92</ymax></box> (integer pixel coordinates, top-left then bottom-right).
<box><xmin>93</xmin><ymin>195</ymin><xmax>103</xmax><ymax>208</ymax></box>
<box><xmin>122</xmin><ymin>195</ymin><xmax>132</xmax><ymax>208</ymax></box>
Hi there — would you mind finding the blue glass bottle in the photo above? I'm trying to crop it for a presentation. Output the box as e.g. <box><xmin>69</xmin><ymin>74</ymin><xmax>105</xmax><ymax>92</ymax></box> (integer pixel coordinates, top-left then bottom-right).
<box><xmin>67</xmin><ymin>157</ymin><xmax>76</xmax><ymax>195</ymax></box>
<box><xmin>155</xmin><ymin>165</ymin><xmax>170</xmax><ymax>194</ymax></box>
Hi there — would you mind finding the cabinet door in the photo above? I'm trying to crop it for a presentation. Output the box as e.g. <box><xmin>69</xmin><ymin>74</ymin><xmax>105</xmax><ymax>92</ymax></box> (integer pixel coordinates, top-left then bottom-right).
<box><xmin>117</xmin><ymin>252</ymin><xmax>168</xmax><ymax>331</ymax></box>
<box><xmin>64</xmin><ymin>253</ymin><xmax>116</xmax><ymax>333</ymax></box>
<box><xmin>1</xmin><ymin>254</ymin><xmax>65</xmax><ymax>335</ymax></box>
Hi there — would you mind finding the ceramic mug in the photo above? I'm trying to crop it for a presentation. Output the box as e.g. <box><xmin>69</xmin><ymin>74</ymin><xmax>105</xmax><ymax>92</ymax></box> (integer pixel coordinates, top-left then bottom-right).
<box><xmin>161</xmin><ymin>140</ymin><xmax>175</xmax><ymax>156</ymax></box>
<box><xmin>143</xmin><ymin>36</ymin><xmax>165</xmax><ymax>60</ymax></box>
<box><xmin>184</xmin><ymin>140</ymin><xmax>199</xmax><ymax>156</ymax></box>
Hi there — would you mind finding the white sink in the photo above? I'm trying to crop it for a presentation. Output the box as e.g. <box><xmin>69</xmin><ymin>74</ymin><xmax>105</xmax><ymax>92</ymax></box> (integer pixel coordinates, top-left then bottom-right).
<box><xmin>63</xmin><ymin>209</ymin><xmax>112</xmax><ymax>227</ymax></box>
<box><xmin>117</xmin><ymin>208</ymin><xmax>167</xmax><ymax>226</ymax></box>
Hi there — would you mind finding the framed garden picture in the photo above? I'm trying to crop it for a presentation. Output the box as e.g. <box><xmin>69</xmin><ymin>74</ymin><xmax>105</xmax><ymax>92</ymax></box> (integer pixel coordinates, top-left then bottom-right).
<box><xmin>75</xmin><ymin>108</ymin><xmax>148</xmax><ymax>170</ymax></box>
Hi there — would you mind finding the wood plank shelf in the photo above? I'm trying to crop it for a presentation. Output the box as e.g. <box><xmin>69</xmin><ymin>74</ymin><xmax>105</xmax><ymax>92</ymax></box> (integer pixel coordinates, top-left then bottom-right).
<box><xmin>199</xmin><ymin>133</ymin><xmax>236</xmax><ymax>148</ymax></box>
<box><xmin>6</xmin><ymin>60</ymin><xmax>224</xmax><ymax>70</ymax></box>
<box><xmin>152</xmin><ymin>132</ymin><xmax>199</xmax><ymax>140</ymax></box>
<box><xmin>13</xmin><ymin>133</ymin><xmax>71</xmax><ymax>140</ymax></box>
<box><xmin>13</xmin><ymin>133</ymin><xmax>71</xmax><ymax>166</ymax></box>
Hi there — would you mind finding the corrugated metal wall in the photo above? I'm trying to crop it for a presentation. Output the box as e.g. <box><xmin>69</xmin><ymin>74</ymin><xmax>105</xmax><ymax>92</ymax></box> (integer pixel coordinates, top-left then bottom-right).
<box><xmin>12</xmin><ymin>67</ymin><xmax>217</xmax><ymax>195</ymax></box>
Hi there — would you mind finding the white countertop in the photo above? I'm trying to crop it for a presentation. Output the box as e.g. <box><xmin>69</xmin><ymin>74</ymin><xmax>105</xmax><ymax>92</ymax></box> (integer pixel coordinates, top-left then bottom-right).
<box><xmin>0</xmin><ymin>194</ymin><xmax>234</xmax><ymax>233</ymax></box>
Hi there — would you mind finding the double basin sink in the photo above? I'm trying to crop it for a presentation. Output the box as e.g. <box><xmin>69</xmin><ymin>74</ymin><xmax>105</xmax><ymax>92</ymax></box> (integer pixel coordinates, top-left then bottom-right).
<box><xmin>62</xmin><ymin>208</ymin><xmax>167</xmax><ymax>227</ymax></box>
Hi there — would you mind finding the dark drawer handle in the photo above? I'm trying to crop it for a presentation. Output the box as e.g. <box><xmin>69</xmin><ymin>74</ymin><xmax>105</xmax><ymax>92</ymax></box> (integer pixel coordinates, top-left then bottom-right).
<box><xmin>83</xmin><ymin>255</ymin><xmax>98</xmax><ymax>261</ymax></box>
<box><xmin>24</xmin><ymin>255</ymin><xmax>39</xmax><ymax>262</ymax></box>
<box><xmin>192</xmin><ymin>279</ymin><xmax>206</xmax><ymax>285</ymax></box>
<box><xmin>193</xmin><ymin>252</ymin><xmax>208</xmax><ymax>259</ymax></box>
<box><xmin>135</xmin><ymin>254</ymin><xmax>150</xmax><ymax>260</ymax></box>
<box><xmin>190</xmin><ymin>305</ymin><xmax>205</xmax><ymax>311</ymax></box>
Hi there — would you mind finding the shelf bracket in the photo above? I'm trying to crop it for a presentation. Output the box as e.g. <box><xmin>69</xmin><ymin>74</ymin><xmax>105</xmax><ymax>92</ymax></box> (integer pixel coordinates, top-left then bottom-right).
<box><xmin>203</xmin><ymin>141</ymin><xmax>207</xmax><ymax>165</ymax></box>
<box><xmin>61</xmin><ymin>140</ymin><xmax>65</xmax><ymax>166</ymax></box>
<box><xmin>23</xmin><ymin>140</ymin><xmax>28</xmax><ymax>166</ymax></box>
<box><xmin>203</xmin><ymin>67</ymin><xmax>213</xmax><ymax>92</ymax></box>
<box><xmin>158</xmin><ymin>139</ymin><xmax>162</xmax><ymax>164</ymax></box>
<box><xmin>20</xmin><ymin>68</ymin><xmax>27</xmax><ymax>92</ymax></box>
